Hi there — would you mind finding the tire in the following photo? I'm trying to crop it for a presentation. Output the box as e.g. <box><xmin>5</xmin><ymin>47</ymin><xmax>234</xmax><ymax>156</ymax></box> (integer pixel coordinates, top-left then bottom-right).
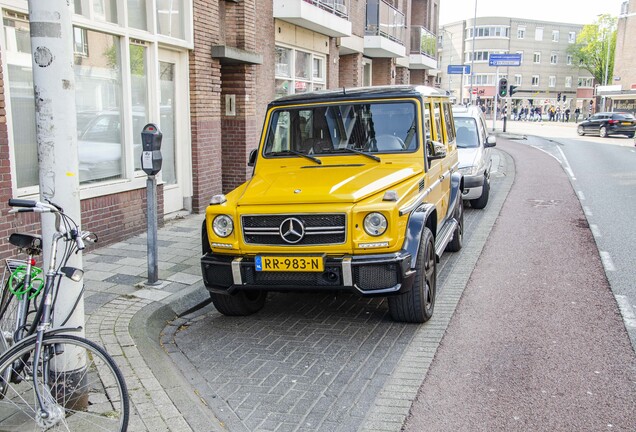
<box><xmin>599</xmin><ymin>126</ymin><xmax>607</xmax><ymax>137</ymax></box>
<box><xmin>446</xmin><ymin>196</ymin><xmax>463</xmax><ymax>252</ymax></box>
<box><xmin>0</xmin><ymin>334</ymin><xmax>129</xmax><ymax>431</ymax></box>
<box><xmin>470</xmin><ymin>175</ymin><xmax>490</xmax><ymax>209</ymax></box>
<box><xmin>626</xmin><ymin>133</ymin><xmax>634</xmax><ymax>138</ymax></box>
<box><xmin>388</xmin><ymin>227</ymin><xmax>436</xmax><ymax>323</ymax></box>
<box><xmin>210</xmin><ymin>290</ymin><xmax>267</xmax><ymax>316</ymax></box>
<box><xmin>577</xmin><ymin>125</ymin><xmax>585</xmax><ymax>136</ymax></box>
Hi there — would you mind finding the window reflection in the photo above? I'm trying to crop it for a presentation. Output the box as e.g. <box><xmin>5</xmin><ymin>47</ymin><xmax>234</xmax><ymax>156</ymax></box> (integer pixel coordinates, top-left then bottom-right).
<box><xmin>157</xmin><ymin>0</ymin><xmax>184</xmax><ymax>39</ymax></box>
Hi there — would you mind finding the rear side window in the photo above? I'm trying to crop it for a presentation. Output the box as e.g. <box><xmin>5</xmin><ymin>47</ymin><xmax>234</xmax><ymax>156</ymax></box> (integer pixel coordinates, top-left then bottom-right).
<box><xmin>613</xmin><ymin>113</ymin><xmax>635</xmax><ymax>120</ymax></box>
<box><xmin>442</xmin><ymin>103</ymin><xmax>455</xmax><ymax>143</ymax></box>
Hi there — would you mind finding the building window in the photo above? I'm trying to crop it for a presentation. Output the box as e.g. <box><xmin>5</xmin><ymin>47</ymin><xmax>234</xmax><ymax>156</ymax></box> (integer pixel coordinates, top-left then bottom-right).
<box><xmin>275</xmin><ymin>45</ymin><xmax>326</xmax><ymax>98</ymax></box>
<box><xmin>514</xmin><ymin>74</ymin><xmax>522</xmax><ymax>85</ymax></box>
<box><xmin>157</xmin><ymin>0</ymin><xmax>185</xmax><ymax>39</ymax></box>
<box><xmin>130</xmin><ymin>42</ymin><xmax>150</xmax><ymax>172</ymax></box>
<box><xmin>517</xmin><ymin>26</ymin><xmax>525</xmax><ymax>39</ymax></box>
<box><xmin>466</xmin><ymin>26</ymin><xmax>510</xmax><ymax>39</ymax></box>
<box><xmin>567</xmin><ymin>55</ymin><xmax>572</xmax><ymax>65</ymax></box>
<box><xmin>578</xmin><ymin>77</ymin><xmax>594</xmax><ymax>87</ymax></box>
<box><xmin>552</xmin><ymin>30</ymin><xmax>559</xmax><ymax>42</ymax></box>
<box><xmin>128</xmin><ymin>0</ymin><xmax>147</xmax><ymax>30</ymax></box>
<box><xmin>464</xmin><ymin>74</ymin><xmax>500</xmax><ymax>86</ymax></box>
<box><xmin>93</xmin><ymin>0</ymin><xmax>118</xmax><ymax>24</ymax></box>
<box><xmin>464</xmin><ymin>50</ymin><xmax>492</xmax><ymax>62</ymax></box>
<box><xmin>531</xmin><ymin>75</ymin><xmax>540</xmax><ymax>86</ymax></box>
<box><xmin>535</xmin><ymin>27</ymin><xmax>543</xmax><ymax>41</ymax></box>
<box><xmin>73</xmin><ymin>27</ymin><xmax>89</xmax><ymax>56</ymax></box>
<box><xmin>548</xmin><ymin>76</ymin><xmax>556</xmax><ymax>87</ymax></box>
<box><xmin>565</xmin><ymin>76</ymin><xmax>572</xmax><ymax>88</ymax></box>
<box><xmin>550</xmin><ymin>53</ymin><xmax>558</xmax><ymax>64</ymax></box>
<box><xmin>533</xmin><ymin>52</ymin><xmax>541</xmax><ymax>63</ymax></box>
<box><xmin>568</xmin><ymin>31</ymin><xmax>576</xmax><ymax>43</ymax></box>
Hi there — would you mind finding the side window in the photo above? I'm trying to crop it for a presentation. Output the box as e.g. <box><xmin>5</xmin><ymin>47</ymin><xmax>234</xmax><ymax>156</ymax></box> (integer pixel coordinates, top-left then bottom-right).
<box><xmin>479</xmin><ymin>117</ymin><xmax>488</xmax><ymax>144</ymax></box>
<box><xmin>442</xmin><ymin>103</ymin><xmax>455</xmax><ymax>143</ymax></box>
<box><xmin>423</xmin><ymin>102</ymin><xmax>433</xmax><ymax>142</ymax></box>
<box><xmin>433</xmin><ymin>102</ymin><xmax>445</xmax><ymax>143</ymax></box>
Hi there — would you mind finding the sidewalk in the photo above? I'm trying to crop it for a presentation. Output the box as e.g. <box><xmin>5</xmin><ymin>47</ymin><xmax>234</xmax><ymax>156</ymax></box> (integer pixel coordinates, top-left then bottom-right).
<box><xmin>82</xmin><ymin>215</ymin><xmax>224</xmax><ymax>431</ymax></box>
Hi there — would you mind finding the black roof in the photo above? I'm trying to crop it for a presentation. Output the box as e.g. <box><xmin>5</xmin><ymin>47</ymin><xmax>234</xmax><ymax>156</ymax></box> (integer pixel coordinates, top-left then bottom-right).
<box><xmin>269</xmin><ymin>85</ymin><xmax>447</xmax><ymax>108</ymax></box>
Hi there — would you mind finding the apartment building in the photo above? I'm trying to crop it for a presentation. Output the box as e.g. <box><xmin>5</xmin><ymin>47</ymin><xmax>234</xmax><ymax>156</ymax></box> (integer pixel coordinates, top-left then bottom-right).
<box><xmin>608</xmin><ymin>0</ymin><xmax>636</xmax><ymax>113</ymax></box>
<box><xmin>0</xmin><ymin>0</ymin><xmax>439</xmax><ymax>257</ymax></box>
<box><xmin>438</xmin><ymin>17</ymin><xmax>595</xmax><ymax>113</ymax></box>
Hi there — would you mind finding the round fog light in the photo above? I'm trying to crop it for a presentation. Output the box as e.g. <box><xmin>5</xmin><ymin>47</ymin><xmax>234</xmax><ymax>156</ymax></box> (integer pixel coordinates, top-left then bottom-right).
<box><xmin>363</xmin><ymin>212</ymin><xmax>387</xmax><ymax>236</ymax></box>
<box><xmin>213</xmin><ymin>215</ymin><xmax>233</xmax><ymax>237</ymax></box>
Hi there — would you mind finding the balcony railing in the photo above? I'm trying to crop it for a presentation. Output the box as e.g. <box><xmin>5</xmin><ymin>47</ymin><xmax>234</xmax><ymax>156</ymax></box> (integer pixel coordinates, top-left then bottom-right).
<box><xmin>302</xmin><ymin>0</ymin><xmax>349</xmax><ymax>19</ymax></box>
<box><xmin>410</xmin><ymin>26</ymin><xmax>436</xmax><ymax>59</ymax></box>
<box><xmin>365</xmin><ymin>0</ymin><xmax>405</xmax><ymax>45</ymax></box>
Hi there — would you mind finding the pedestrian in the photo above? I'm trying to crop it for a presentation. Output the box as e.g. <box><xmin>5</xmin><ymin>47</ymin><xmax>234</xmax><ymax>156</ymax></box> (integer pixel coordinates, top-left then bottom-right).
<box><xmin>588</xmin><ymin>101</ymin><xmax>593</xmax><ymax>119</ymax></box>
<box><xmin>565</xmin><ymin>108</ymin><xmax>570</xmax><ymax>122</ymax></box>
<box><xmin>574</xmin><ymin>107</ymin><xmax>580</xmax><ymax>123</ymax></box>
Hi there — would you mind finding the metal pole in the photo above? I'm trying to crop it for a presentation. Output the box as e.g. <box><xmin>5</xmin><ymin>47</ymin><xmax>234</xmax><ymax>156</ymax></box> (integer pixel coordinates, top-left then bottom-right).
<box><xmin>602</xmin><ymin>26</ymin><xmax>611</xmax><ymax>111</ymax></box>
<box><xmin>468</xmin><ymin>0</ymin><xmax>478</xmax><ymax>104</ymax></box>
<box><xmin>147</xmin><ymin>175</ymin><xmax>159</xmax><ymax>285</ymax></box>
<box><xmin>27</xmin><ymin>0</ymin><xmax>84</xmax><ymax>333</ymax></box>
<box><xmin>493</xmin><ymin>67</ymin><xmax>499</xmax><ymax>132</ymax></box>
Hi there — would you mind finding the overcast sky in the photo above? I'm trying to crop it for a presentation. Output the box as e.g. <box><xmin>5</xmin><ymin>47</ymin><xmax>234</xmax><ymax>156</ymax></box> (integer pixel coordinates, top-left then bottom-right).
<box><xmin>440</xmin><ymin>0</ymin><xmax>627</xmax><ymax>25</ymax></box>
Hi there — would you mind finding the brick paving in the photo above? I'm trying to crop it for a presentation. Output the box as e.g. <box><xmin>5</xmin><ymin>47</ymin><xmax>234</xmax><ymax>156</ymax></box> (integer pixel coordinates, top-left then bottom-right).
<box><xmin>78</xmin><ymin>149</ymin><xmax>512</xmax><ymax>431</ymax></box>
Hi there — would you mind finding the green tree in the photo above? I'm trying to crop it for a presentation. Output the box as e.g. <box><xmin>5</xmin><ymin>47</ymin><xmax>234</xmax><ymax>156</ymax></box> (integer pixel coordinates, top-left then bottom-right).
<box><xmin>567</xmin><ymin>14</ymin><xmax>617</xmax><ymax>86</ymax></box>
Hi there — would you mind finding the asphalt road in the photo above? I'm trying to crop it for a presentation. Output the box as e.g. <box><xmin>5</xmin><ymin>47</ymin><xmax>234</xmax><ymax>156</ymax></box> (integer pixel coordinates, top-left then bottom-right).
<box><xmin>514</xmin><ymin>131</ymin><xmax>636</xmax><ymax>352</ymax></box>
<box><xmin>405</xmin><ymin>140</ymin><xmax>636</xmax><ymax>431</ymax></box>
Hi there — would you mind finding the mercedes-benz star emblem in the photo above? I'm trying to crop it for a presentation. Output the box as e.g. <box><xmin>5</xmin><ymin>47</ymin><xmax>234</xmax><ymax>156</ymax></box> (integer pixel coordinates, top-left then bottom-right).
<box><xmin>280</xmin><ymin>217</ymin><xmax>305</xmax><ymax>244</ymax></box>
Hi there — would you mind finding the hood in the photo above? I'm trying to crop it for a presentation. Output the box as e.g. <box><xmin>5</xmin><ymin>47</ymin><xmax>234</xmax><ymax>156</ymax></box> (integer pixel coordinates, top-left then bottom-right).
<box><xmin>237</xmin><ymin>163</ymin><xmax>420</xmax><ymax>206</ymax></box>
<box><xmin>458</xmin><ymin>147</ymin><xmax>481</xmax><ymax>168</ymax></box>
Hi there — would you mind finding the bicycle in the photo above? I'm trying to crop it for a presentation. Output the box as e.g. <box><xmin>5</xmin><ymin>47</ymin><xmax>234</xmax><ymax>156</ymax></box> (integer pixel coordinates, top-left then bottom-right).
<box><xmin>0</xmin><ymin>198</ymin><xmax>129</xmax><ymax>431</ymax></box>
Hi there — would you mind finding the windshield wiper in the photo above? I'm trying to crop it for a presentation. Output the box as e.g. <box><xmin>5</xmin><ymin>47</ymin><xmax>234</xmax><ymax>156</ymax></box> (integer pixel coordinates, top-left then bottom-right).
<box><xmin>329</xmin><ymin>147</ymin><xmax>381</xmax><ymax>162</ymax></box>
<box><xmin>269</xmin><ymin>150</ymin><xmax>322</xmax><ymax>165</ymax></box>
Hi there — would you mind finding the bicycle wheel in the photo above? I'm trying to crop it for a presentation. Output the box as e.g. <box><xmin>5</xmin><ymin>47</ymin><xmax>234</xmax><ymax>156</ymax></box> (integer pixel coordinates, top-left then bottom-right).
<box><xmin>0</xmin><ymin>334</ymin><xmax>129</xmax><ymax>431</ymax></box>
<box><xmin>0</xmin><ymin>279</ymin><xmax>18</xmax><ymax>352</ymax></box>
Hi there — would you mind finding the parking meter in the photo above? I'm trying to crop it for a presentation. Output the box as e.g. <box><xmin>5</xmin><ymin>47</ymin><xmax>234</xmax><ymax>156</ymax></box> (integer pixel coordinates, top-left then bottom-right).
<box><xmin>141</xmin><ymin>123</ymin><xmax>162</xmax><ymax>176</ymax></box>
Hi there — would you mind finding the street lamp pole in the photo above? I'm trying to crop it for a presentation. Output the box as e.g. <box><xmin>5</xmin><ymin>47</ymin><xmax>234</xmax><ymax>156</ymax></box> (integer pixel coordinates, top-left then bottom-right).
<box><xmin>468</xmin><ymin>0</ymin><xmax>477</xmax><ymax>104</ymax></box>
<box><xmin>602</xmin><ymin>26</ymin><xmax>611</xmax><ymax>111</ymax></box>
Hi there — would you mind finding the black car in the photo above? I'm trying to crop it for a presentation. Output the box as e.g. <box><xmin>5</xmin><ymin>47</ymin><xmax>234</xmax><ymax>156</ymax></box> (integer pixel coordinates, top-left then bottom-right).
<box><xmin>577</xmin><ymin>112</ymin><xmax>636</xmax><ymax>138</ymax></box>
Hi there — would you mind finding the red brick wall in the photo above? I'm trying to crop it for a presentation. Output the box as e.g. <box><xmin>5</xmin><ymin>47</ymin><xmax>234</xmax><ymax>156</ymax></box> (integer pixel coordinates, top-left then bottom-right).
<box><xmin>255</xmin><ymin>2</ymin><xmax>276</xmax><ymax>127</ymax></box>
<box><xmin>339</xmin><ymin>53</ymin><xmax>364</xmax><ymax>88</ymax></box>
<box><xmin>396</xmin><ymin>66</ymin><xmax>410</xmax><ymax>85</ymax></box>
<box><xmin>190</xmin><ymin>0</ymin><xmax>223</xmax><ymax>213</ymax></box>
<box><xmin>372</xmin><ymin>58</ymin><xmax>395</xmax><ymax>85</ymax></box>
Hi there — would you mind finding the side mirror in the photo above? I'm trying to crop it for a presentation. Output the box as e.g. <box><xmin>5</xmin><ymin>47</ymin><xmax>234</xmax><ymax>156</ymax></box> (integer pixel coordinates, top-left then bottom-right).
<box><xmin>427</xmin><ymin>140</ymin><xmax>447</xmax><ymax>161</ymax></box>
<box><xmin>485</xmin><ymin>135</ymin><xmax>497</xmax><ymax>147</ymax></box>
<box><xmin>248</xmin><ymin>149</ymin><xmax>257</xmax><ymax>167</ymax></box>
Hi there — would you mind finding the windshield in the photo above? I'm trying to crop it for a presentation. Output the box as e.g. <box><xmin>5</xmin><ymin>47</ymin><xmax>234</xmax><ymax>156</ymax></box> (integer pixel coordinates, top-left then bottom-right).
<box><xmin>454</xmin><ymin>117</ymin><xmax>479</xmax><ymax>149</ymax></box>
<box><xmin>263</xmin><ymin>101</ymin><xmax>418</xmax><ymax>157</ymax></box>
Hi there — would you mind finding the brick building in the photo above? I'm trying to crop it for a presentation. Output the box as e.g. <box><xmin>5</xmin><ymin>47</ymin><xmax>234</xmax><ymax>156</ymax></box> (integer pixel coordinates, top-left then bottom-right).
<box><xmin>607</xmin><ymin>0</ymin><xmax>636</xmax><ymax>113</ymax></box>
<box><xmin>0</xmin><ymin>0</ymin><xmax>439</xmax><ymax>259</ymax></box>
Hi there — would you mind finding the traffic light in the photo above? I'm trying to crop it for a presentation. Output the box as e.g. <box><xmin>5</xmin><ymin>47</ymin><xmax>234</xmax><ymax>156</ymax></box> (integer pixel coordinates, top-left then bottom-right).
<box><xmin>509</xmin><ymin>85</ymin><xmax>518</xmax><ymax>96</ymax></box>
<box><xmin>562</xmin><ymin>94</ymin><xmax>566</xmax><ymax>102</ymax></box>
<box><xmin>498</xmin><ymin>78</ymin><xmax>508</xmax><ymax>97</ymax></box>
<box><xmin>557</xmin><ymin>92</ymin><xmax>561</xmax><ymax>101</ymax></box>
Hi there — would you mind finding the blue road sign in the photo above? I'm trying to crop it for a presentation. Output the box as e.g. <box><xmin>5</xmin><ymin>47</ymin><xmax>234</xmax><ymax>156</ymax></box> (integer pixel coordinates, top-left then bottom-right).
<box><xmin>447</xmin><ymin>64</ymin><xmax>471</xmax><ymax>74</ymax></box>
<box><xmin>488</xmin><ymin>53</ymin><xmax>522</xmax><ymax>67</ymax></box>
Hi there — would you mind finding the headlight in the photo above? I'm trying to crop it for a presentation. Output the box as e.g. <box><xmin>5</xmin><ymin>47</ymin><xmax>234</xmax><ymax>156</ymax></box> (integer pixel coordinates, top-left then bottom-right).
<box><xmin>459</xmin><ymin>165</ymin><xmax>478</xmax><ymax>176</ymax></box>
<box><xmin>212</xmin><ymin>215</ymin><xmax>233</xmax><ymax>237</ymax></box>
<box><xmin>363</xmin><ymin>212</ymin><xmax>387</xmax><ymax>236</ymax></box>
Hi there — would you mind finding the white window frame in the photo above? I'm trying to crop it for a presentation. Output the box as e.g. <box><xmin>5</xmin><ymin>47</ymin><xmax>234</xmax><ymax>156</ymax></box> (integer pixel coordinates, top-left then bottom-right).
<box><xmin>568</xmin><ymin>31</ymin><xmax>576</xmax><ymax>43</ymax></box>
<box><xmin>565</xmin><ymin>76</ymin><xmax>572</xmax><ymax>88</ymax></box>
<box><xmin>535</xmin><ymin>27</ymin><xmax>543</xmax><ymax>41</ymax></box>
<box><xmin>548</xmin><ymin>76</ymin><xmax>556</xmax><ymax>87</ymax></box>
<box><xmin>517</xmin><ymin>26</ymin><xmax>525</xmax><ymax>39</ymax></box>
<box><xmin>514</xmin><ymin>74</ymin><xmax>522</xmax><ymax>85</ymax></box>
<box><xmin>533</xmin><ymin>52</ymin><xmax>541</xmax><ymax>63</ymax></box>
<box><xmin>2</xmin><ymin>3</ymin><xmax>194</xmax><ymax>199</ymax></box>
<box><xmin>567</xmin><ymin>55</ymin><xmax>573</xmax><ymax>65</ymax></box>
<box><xmin>552</xmin><ymin>30</ymin><xmax>559</xmax><ymax>42</ymax></box>
<box><xmin>550</xmin><ymin>53</ymin><xmax>558</xmax><ymax>64</ymax></box>
<box><xmin>531</xmin><ymin>75</ymin><xmax>540</xmax><ymax>87</ymax></box>
<box><xmin>274</xmin><ymin>43</ymin><xmax>327</xmax><ymax>96</ymax></box>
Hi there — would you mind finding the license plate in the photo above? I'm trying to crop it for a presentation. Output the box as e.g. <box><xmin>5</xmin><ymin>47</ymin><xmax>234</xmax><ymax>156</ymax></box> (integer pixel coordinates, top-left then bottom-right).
<box><xmin>622</xmin><ymin>122</ymin><xmax>632</xmax><ymax>125</ymax></box>
<box><xmin>255</xmin><ymin>256</ymin><xmax>324</xmax><ymax>272</ymax></box>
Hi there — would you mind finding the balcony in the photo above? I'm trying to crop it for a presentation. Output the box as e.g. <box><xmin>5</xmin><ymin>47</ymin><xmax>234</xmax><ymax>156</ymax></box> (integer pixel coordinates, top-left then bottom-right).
<box><xmin>274</xmin><ymin>0</ymin><xmax>352</xmax><ymax>38</ymax></box>
<box><xmin>409</xmin><ymin>26</ymin><xmax>437</xmax><ymax>70</ymax></box>
<box><xmin>364</xmin><ymin>0</ymin><xmax>406</xmax><ymax>58</ymax></box>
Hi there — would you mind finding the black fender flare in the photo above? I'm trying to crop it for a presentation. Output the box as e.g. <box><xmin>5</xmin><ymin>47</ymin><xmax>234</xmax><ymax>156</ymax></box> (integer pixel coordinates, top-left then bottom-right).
<box><xmin>403</xmin><ymin>203</ymin><xmax>437</xmax><ymax>269</ymax></box>
<box><xmin>446</xmin><ymin>171</ymin><xmax>463</xmax><ymax>219</ymax></box>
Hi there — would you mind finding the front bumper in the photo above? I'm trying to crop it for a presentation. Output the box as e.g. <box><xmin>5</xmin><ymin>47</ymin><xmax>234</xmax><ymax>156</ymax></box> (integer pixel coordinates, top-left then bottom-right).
<box><xmin>462</xmin><ymin>173</ymin><xmax>485</xmax><ymax>200</ymax></box>
<box><xmin>201</xmin><ymin>251</ymin><xmax>415</xmax><ymax>297</ymax></box>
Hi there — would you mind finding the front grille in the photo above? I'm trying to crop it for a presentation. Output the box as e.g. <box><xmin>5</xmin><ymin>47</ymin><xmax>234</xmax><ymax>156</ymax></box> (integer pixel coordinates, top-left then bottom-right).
<box><xmin>354</xmin><ymin>264</ymin><xmax>399</xmax><ymax>290</ymax></box>
<box><xmin>242</xmin><ymin>214</ymin><xmax>346</xmax><ymax>246</ymax></box>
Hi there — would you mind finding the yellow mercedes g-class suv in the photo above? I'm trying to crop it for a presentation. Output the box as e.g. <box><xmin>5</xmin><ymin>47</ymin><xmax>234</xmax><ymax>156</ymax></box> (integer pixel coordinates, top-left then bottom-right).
<box><xmin>201</xmin><ymin>85</ymin><xmax>463</xmax><ymax>323</ymax></box>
